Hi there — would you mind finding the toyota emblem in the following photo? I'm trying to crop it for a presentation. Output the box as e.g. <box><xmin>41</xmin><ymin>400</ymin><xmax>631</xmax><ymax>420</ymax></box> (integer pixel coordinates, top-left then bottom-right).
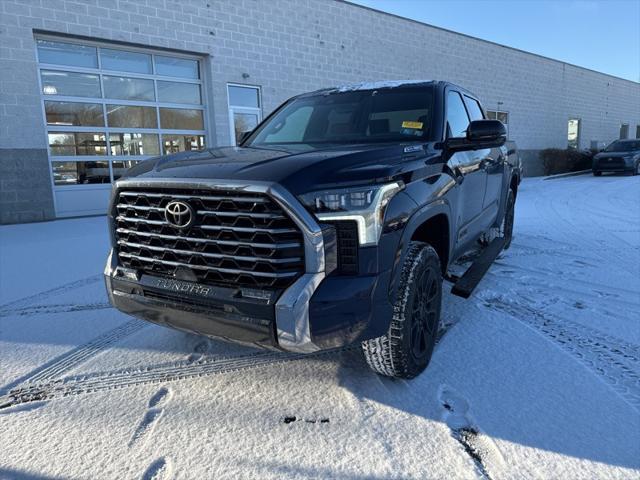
<box><xmin>165</xmin><ymin>200</ymin><xmax>194</xmax><ymax>228</ymax></box>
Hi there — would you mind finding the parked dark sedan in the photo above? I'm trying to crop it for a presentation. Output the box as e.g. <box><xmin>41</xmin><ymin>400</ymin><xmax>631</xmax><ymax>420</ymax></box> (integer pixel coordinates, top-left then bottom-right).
<box><xmin>592</xmin><ymin>140</ymin><xmax>640</xmax><ymax>176</ymax></box>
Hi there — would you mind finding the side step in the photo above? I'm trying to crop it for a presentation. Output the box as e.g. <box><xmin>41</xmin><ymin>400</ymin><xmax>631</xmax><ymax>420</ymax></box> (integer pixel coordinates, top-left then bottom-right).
<box><xmin>451</xmin><ymin>237</ymin><xmax>505</xmax><ymax>298</ymax></box>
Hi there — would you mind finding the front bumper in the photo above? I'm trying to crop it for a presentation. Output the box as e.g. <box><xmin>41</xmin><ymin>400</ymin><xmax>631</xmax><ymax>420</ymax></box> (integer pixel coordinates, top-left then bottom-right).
<box><xmin>104</xmin><ymin>177</ymin><xmax>393</xmax><ymax>353</ymax></box>
<box><xmin>593</xmin><ymin>159</ymin><xmax>633</xmax><ymax>172</ymax></box>
<box><xmin>105</xmin><ymin>250</ymin><xmax>392</xmax><ymax>352</ymax></box>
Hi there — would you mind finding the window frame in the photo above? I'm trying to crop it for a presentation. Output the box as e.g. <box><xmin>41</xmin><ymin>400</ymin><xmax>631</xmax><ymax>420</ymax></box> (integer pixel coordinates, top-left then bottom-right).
<box><xmin>35</xmin><ymin>34</ymin><xmax>208</xmax><ymax>192</ymax></box>
<box><xmin>227</xmin><ymin>83</ymin><xmax>262</xmax><ymax>146</ymax></box>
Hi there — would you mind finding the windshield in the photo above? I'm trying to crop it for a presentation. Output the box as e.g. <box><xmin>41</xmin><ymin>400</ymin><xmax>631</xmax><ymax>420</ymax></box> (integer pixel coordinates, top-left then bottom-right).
<box><xmin>246</xmin><ymin>86</ymin><xmax>434</xmax><ymax>148</ymax></box>
<box><xmin>604</xmin><ymin>140</ymin><xmax>640</xmax><ymax>152</ymax></box>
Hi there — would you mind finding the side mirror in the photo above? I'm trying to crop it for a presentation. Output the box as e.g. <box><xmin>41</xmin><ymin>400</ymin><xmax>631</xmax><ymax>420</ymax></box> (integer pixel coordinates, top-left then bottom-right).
<box><xmin>467</xmin><ymin>120</ymin><xmax>506</xmax><ymax>145</ymax></box>
<box><xmin>447</xmin><ymin>119</ymin><xmax>507</xmax><ymax>152</ymax></box>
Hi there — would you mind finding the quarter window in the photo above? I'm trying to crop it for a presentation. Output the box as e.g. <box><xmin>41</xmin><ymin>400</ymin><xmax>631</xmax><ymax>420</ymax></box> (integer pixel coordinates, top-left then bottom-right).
<box><xmin>228</xmin><ymin>85</ymin><xmax>262</xmax><ymax>145</ymax></box>
<box><xmin>37</xmin><ymin>37</ymin><xmax>207</xmax><ymax>188</ymax></box>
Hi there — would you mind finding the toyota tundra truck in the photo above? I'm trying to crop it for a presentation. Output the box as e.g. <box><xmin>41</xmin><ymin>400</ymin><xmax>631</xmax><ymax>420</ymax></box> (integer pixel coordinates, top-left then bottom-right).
<box><xmin>104</xmin><ymin>80</ymin><xmax>521</xmax><ymax>379</ymax></box>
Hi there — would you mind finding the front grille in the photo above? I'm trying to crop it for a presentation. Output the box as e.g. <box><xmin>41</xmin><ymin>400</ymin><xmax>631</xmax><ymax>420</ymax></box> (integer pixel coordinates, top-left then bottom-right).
<box><xmin>601</xmin><ymin>158</ymin><xmax>624</xmax><ymax>168</ymax></box>
<box><xmin>114</xmin><ymin>188</ymin><xmax>305</xmax><ymax>290</ymax></box>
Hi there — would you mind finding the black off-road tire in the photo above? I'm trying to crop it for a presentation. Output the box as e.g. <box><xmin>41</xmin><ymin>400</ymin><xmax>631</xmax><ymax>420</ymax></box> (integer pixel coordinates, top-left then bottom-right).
<box><xmin>362</xmin><ymin>242</ymin><xmax>442</xmax><ymax>379</ymax></box>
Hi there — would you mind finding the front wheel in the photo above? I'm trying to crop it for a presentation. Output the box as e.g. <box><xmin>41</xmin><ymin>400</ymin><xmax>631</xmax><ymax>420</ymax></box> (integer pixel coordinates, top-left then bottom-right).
<box><xmin>362</xmin><ymin>242</ymin><xmax>442</xmax><ymax>379</ymax></box>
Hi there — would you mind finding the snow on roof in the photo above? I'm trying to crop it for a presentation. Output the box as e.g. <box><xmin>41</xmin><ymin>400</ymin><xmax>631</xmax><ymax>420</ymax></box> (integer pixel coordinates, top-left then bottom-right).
<box><xmin>327</xmin><ymin>79</ymin><xmax>434</xmax><ymax>93</ymax></box>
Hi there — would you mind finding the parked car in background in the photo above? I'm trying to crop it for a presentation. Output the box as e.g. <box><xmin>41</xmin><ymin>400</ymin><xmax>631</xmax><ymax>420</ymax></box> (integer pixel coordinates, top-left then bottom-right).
<box><xmin>592</xmin><ymin>139</ymin><xmax>640</xmax><ymax>176</ymax></box>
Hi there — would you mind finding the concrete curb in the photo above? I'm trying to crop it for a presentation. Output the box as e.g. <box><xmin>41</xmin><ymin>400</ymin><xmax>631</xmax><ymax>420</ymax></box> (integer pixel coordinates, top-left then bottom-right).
<box><xmin>543</xmin><ymin>170</ymin><xmax>591</xmax><ymax>180</ymax></box>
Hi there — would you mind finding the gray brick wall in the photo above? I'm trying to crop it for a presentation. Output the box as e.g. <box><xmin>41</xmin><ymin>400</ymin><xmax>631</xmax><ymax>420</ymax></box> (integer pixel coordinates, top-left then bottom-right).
<box><xmin>0</xmin><ymin>0</ymin><xmax>639</xmax><ymax>222</ymax></box>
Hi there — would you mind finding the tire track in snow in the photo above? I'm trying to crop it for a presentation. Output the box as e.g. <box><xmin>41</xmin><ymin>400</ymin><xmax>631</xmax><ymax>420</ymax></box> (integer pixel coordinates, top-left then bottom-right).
<box><xmin>0</xmin><ymin>319</ymin><xmax>146</xmax><ymax>394</ymax></box>
<box><xmin>0</xmin><ymin>348</ymin><xmax>346</xmax><ymax>408</ymax></box>
<box><xmin>0</xmin><ymin>274</ymin><xmax>102</xmax><ymax>311</ymax></box>
<box><xmin>0</xmin><ymin>302</ymin><xmax>112</xmax><ymax>318</ymax></box>
<box><xmin>480</xmin><ymin>293</ymin><xmax>640</xmax><ymax>411</ymax></box>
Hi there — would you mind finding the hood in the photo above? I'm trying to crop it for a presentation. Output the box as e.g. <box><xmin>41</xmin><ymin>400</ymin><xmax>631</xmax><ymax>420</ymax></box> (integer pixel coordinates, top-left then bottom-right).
<box><xmin>594</xmin><ymin>151</ymin><xmax>638</xmax><ymax>159</ymax></box>
<box><xmin>122</xmin><ymin>144</ymin><xmax>432</xmax><ymax>195</ymax></box>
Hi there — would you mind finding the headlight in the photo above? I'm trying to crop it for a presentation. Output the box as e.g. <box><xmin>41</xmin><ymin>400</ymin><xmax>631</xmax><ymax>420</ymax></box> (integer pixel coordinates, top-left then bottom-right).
<box><xmin>298</xmin><ymin>182</ymin><xmax>404</xmax><ymax>246</ymax></box>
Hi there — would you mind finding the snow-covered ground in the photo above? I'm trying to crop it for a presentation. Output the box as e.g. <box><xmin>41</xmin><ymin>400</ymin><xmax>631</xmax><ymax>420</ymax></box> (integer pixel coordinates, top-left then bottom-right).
<box><xmin>0</xmin><ymin>174</ymin><xmax>638</xmax><ymax>480</ymax></box>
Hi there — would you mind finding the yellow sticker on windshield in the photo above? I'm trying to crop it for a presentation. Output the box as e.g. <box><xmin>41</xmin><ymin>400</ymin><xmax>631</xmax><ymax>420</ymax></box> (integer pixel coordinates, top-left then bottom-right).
<box><xmin>402</xmin><ymin>121</ymin><xmax>423</xmax><ymax>129</ymax></box>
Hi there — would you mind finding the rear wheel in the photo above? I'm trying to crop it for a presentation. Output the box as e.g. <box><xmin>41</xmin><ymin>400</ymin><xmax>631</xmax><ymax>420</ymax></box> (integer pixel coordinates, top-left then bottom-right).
<box><xmin>634</xmin><ymin>163</ymin><xmax>640</xmax><ymax>176</ymax></box>
<box><xmin>362</xmin><ymin>242</ymin><xmax>442</xmax><ymax>379</ymax></box>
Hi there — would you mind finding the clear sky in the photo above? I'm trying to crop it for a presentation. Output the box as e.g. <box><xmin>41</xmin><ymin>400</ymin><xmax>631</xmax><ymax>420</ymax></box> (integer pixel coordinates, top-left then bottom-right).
<box><xmin>349</xmin><ymin>0</ymin><xmax>640</xmax><ymax>82</ymax></box>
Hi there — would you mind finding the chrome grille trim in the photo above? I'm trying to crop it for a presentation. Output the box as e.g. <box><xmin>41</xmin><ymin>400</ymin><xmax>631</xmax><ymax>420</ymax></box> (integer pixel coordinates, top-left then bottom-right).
<box><xmin>119</xmin><ymin>252</ymin><xmax>299</xmax><ymax>278</ymax></box>
<box><xmin>119</xmin><ymin>191</ymin><xmax>269</xmax><ymax>203</ymax></box>
<box><xmin>108</xmin><ymin>177</ymin><xmax>327</xmax><ymax>353</ymax></box>
<box><xmin>117</xmin><ymin>240</ymin><xmax>302</xmax><ymax>264</ymax></box>
<box><xmin>116</xmin><ymin>227</ymin><xmax>302</xmax><ymax>249</ymax></box>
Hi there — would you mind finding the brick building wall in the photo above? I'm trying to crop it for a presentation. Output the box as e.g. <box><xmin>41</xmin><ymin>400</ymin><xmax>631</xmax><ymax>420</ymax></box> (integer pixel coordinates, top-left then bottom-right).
<box><xmin>1</xmin><ymin>0</ymin><xmax>639</xmax><ymax>223</ymax></box>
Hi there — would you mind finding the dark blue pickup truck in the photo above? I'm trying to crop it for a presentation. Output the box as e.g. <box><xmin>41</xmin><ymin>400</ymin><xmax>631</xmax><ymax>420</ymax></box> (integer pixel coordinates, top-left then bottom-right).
<box><xmin>104</xmin><ymin>80</ymin><xmax>521</xmax><ymax>378</ymax></box>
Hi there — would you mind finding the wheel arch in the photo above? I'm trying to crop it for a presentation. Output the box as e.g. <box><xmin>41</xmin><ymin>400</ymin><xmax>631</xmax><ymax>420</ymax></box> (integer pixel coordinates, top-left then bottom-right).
<box><xmin>388</xmin><ymin>200</ymin><xmax>453</xmax><ymax>303</ymax></box>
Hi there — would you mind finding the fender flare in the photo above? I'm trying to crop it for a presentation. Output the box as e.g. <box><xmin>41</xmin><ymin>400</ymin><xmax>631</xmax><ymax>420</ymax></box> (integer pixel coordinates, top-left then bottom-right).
<box><xmin>387</xmin><ymin>199</ymin><xmax>453</xmax><ymax>304</ymax></box>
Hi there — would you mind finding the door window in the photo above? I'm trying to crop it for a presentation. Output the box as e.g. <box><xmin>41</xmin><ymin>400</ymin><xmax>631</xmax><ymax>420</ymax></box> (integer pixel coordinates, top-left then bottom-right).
<box><xmin>464</xmin><ymin>96</ymin><xmax>484</xmax><ymax>121</ymax></box>
<box><xmin>446</xmin><ymin>91</ymin><xmax>470</xmax><ymax>138</ymax></box>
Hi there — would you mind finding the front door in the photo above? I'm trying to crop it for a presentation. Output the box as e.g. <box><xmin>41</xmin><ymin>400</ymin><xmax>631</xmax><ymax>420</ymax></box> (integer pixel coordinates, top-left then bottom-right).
<box><xmin>445</xmin><ymin>90</ymin><xmax>488</xmax><ymax>249</ymax></box>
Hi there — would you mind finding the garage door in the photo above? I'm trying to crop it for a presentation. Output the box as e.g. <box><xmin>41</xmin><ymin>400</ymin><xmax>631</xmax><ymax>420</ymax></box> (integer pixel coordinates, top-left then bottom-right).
<box><xmin>36</xmin><ymin>36</ymin><xmax>208</xmax><ymax>218</ymax></box>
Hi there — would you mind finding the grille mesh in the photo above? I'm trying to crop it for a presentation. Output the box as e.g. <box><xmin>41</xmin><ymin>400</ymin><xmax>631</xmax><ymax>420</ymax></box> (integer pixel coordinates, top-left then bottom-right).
<box><xmin>114</xmin><ymin>188</ymin><xmax>305</xmax><ymax>289</ymax></box>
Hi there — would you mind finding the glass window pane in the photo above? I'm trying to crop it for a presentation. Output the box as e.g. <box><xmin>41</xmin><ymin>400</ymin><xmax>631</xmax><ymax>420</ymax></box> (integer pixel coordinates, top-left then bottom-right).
<box><xmin>464</xmin><ymin>97</ymin><xmax>484</xmax><ymax>121</ymax></box>
<box><xmin>100</xmin><ymin>48</ymin><xmax>152</xmax><ymax>74</ymax></box>
<box><xmin>103</xmin><ymin>76</ymin><xmax>155</xmax><ymax>101</ymax></box>
<box><xmin>155</xmin><ymin>55</ymin><xmax>199</xmax><ymax>79</ymax></box>
<box><xmin>48</xmin><ymin>132</ymin><xmax>107</xmax><ymax>156</ymax></box>
<box><xmin>37</xmin><ymin>40</ymin><xmax>97</xmax><ymax>68</ymax></box>
<box><xmin>162</xmin><ymin>135</ymin><xmax>205</xmax><ymax>154</ymax></box>
<box><xmin>159</xmin><ymin>108</ymin><xmax>203</xmax><ymax>130</ymax></box>
<box><xmin>497</xmin><ymin>112</ymin><xmax>508</xmax><ymax>124</ymax></box>
<box><xmin>109</xmin><ymin>133</ymin><xmax>159</xmax><ymax>156</ymax></box>
<box><xmin>233</xmin><ymin>112</ymin><xmax>259</xmax><ymax>144</ymax></box>
<box><xmin>52</xmin><ymin>161</ymin><xmax>110</xmax><ymax>185</ymax></box>
<box><xmin>568</xmin><ymin>119</ymin><xmax>580</xmax><ymax>149</ymax></box>
<box><xmin>41</xmin><ymin>70</ymin><xmax>101</xmax><ymax>98</ymax></box>
<box><xmin>446</xmin><ymin>91</ymin><xmax>470</xmax><ymax>138</ymax></box>
<box><xmin>107</xmin><ymin>105</ymin><xmax>157</xmax><ymax>128</ymax></box>
<box><xmin>45</xmin><ymin>101</ymin><xmax>104</xmax><ymax>127</ymax></box>
<box><xmin>157</xmin><ymin>81</ymin><xmax>201</xmax><ymax>104</ymax></box>
<box><xmin>228</xmin><ymin>86</ymin><xmax>260</xmax><ymax>108</ymax></box>
<box><xmin>112</xmin><ymin>160</ymin><xmax>142</xmax><ymax>180</ymax></box>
